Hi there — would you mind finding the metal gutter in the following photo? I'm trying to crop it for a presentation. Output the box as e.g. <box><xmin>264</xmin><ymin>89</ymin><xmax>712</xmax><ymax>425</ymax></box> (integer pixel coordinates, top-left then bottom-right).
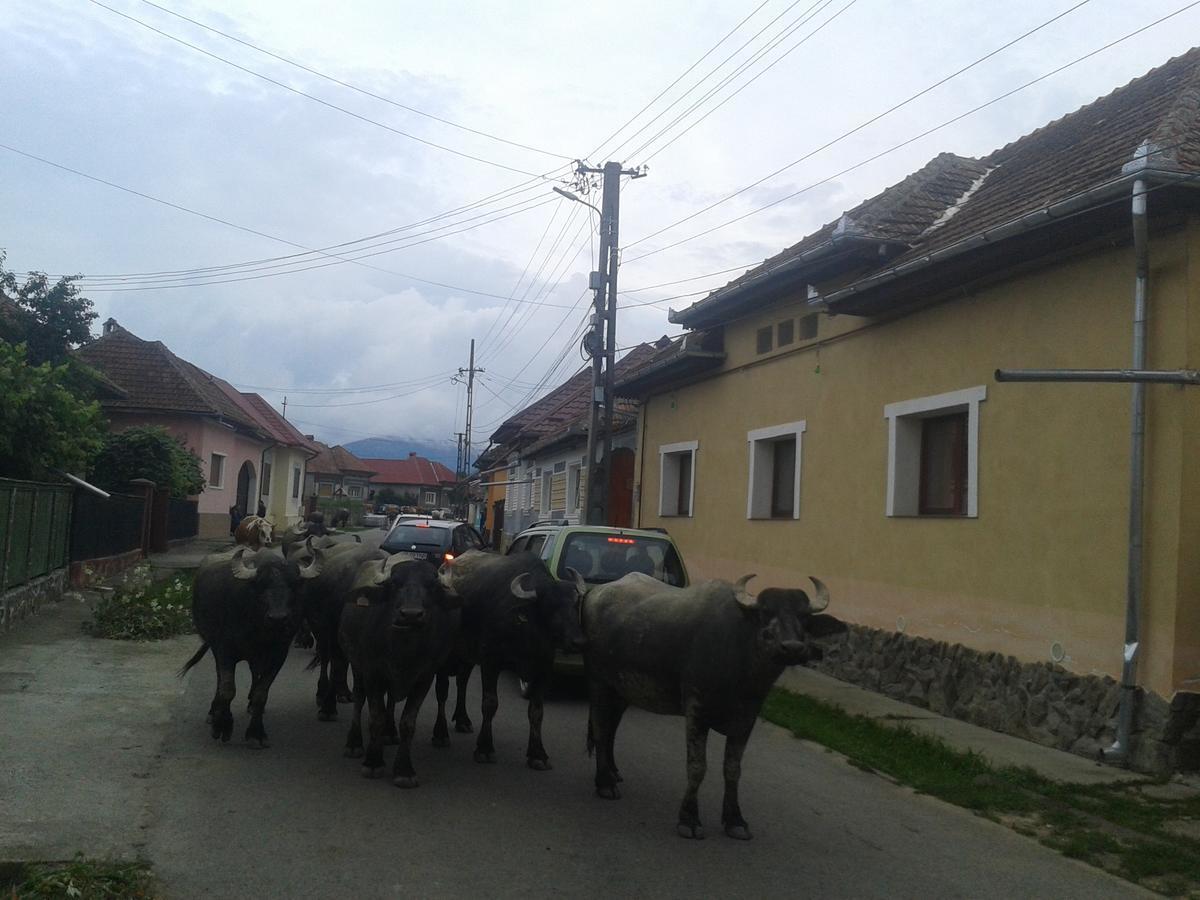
<box><xmin>822</xmin><ymin>169</ymin><xmax>1200</xmax><ymax>309</ymax></box>
<box><xmin>995</xmin><ymin>368</ymin><xmax>1200</xmax><ymax>385</ymax></box>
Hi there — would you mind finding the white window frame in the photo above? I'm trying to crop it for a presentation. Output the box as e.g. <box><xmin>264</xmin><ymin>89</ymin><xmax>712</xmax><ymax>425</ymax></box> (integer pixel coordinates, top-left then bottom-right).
<box><xmin>884</xmin><ymin>385</ymin><xmax>986</xmax><ymax>518</ymax></box>
<box><xmin>423</xmin><ymin>490</ymin><xmax>437</xmax><ymax>506</ymax></box>
<box><xmin>541</xmin><ymin>469</ymin><xmax>553</xmax><ymax>514</ymax></box>
<box><xmin>292</xmin><ymin>466</ymin><xmax>301</xmax><ymax>499</ymax></box>
<box><xmin>658</xmin><ymin>440</ymin><xmax>698</xmax><ymax>518</ymax></box>
<box><xmin>209</xmin><ymin>452</ymin><xmax>226</xmax><ymax>489</ymax></box>
<box><xmin>746</xmin><ymin>420</ymin><xmax>806</xmax><ymax>520</ymax></box>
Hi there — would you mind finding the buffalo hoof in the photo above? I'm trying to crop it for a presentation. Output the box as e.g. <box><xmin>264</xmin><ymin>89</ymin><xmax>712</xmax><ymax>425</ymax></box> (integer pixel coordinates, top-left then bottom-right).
<box><xmin>431</xmin><ymin>733</ymin><xmax>451</xmax><ymax>749</ymax></box>
<box><xmin>360</xmin><ymin>764</ymin><xmax>386</xmax><ymax>779</ymax></box>
<box><xmin>454</xmin><ymin>719</ymin><xmax>474</xmax><ymax>734</ymax></box>
<box><xmin>336</xmin><ymin>692</ymin><xmax>354</xmax><ymax>704</ymax></box>
<box><xmin>344</xmin><ymin>746</ymin><xmax>364</xmax><ymax>759</ymax></box>
<box><xmin>393</xmin><ymin>775</ymin><xmax>420</xmax><ymax>789</ymax></box>
<box><xmin>246</xmin><ymin>736</ymin><xmax>270</xmax><ymax>749</ymax></box>
<box><xmin>596</xmin><ymin>785</ymin><xmax>621</xmax><ymax>800</ymax></box>
<box><xmin>317</xmin><ymin>709</ymin><xmax>338</xmax><ymax>723</ymax></box>
<box><xmin>676</xmin><ymin>822</ymin><xmax>706</xmax><ymax>840</ymax></box>
<box><xmin>473</xmin><ymin>750</ymin><xmax>496</xmax><ymax>764</ymax></box>
<box><xmin>724</xmin><ymin>824</ymin><xmax>753</xmax><ymax>841</ymax></box>
<box><xmin>527</xmin><ymin>757</ymin><xmax>553</xmax><ymax>771</ymax></box>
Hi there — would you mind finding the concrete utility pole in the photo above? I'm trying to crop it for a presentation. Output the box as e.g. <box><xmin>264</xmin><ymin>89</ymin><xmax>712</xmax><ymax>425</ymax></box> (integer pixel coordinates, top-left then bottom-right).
<box><xmin>281</xmin><ymin>396</ymin><xmax>288</xmax><ymax>419</ymax></box>
<box><xmin>574</xmin><ymin>160</ymin><xmax>645</xmax><ymax>525</ymax></box>
<box><xmin>453</xmin><ymin>340</ymin><xmax>483</xmax><ymax>482</ymax></box>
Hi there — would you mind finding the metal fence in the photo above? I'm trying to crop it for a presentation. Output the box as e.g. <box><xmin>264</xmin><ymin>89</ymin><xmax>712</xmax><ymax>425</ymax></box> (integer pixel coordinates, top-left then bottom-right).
<box><xmin>0</xmin><ymin>478</ymin><xmax>73</xmax><ymax>591</ymax></box>
<box><xmin>167</xmin><ymin>498</ymin><xmax>199</xmax><ymax>541</ymax></box>
<box><xmin>70</xmin><ymin>489</ymin><xmax>145</xmax><ymax>562</ymax></box>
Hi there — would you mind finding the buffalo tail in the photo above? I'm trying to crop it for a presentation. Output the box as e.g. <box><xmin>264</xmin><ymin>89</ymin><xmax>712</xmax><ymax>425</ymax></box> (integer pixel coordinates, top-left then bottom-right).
<box><xmin>177</xmin><ymin>642</ymin><xmax>210</xmax><ymax>678</ymax></box>
<box><xmin>586</xmin><ymin>714</ymin><xmax>595</xmax><ymax>758</ymax></box>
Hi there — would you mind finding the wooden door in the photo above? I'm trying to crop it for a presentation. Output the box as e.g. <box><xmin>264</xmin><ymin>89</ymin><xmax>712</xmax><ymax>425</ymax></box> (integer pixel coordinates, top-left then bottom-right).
<box><xmin>607</xmin><ymin>448</ymin><xmax>635</xmax><ymax>527</ymax></box>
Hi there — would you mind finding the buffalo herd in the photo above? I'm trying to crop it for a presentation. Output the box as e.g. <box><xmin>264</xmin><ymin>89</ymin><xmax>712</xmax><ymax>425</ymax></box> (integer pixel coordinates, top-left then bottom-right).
<box><xmin>180</xmin><ymin>530</ymin><xmax>845</xmax><ymax>841</ymax></box>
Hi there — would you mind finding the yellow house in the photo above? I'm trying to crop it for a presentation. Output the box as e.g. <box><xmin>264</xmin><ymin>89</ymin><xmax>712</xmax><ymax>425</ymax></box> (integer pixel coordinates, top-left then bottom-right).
<box><xmin>619</xmin><ymin>49</ymin><xmax>1200</xmax><ymax>771</ymax></box>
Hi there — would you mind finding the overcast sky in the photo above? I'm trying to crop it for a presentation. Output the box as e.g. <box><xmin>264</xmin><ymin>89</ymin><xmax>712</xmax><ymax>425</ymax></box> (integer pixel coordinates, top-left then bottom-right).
<box><xmin>4</xmin><ymin>0</ymin><xmax>1197</xmax><ymax>453</ymax></box>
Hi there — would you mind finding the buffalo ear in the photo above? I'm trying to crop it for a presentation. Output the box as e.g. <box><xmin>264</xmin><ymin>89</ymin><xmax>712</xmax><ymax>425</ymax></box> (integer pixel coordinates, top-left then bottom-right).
<box><xmin>806</xmin><ymin>614</ymin><xmax>847</xmax><ymax>639</ymax></box>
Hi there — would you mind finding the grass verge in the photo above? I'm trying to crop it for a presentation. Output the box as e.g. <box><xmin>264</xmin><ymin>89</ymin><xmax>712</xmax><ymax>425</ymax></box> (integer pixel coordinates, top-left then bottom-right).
<box><xmin>82</xmin><ymin>565</ymin><xmax>195</xmax><ymax>641</ymax></box>
<box><xmin>2</xmin><ymin>856</ymin><xmax>156</xmax><ymax>899</ymax></box>
<box><xmin>762</xmin><ymin>687</ymin><xmax>1200</xmax><ymax>896</ymax></box>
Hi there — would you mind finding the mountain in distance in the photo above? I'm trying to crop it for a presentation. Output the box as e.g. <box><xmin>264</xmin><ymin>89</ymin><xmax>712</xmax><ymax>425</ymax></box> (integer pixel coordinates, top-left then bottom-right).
<box><xmin>343</xmin><ymin>436</ymin><xmax>459</xmax><ymax>470</ymax></box>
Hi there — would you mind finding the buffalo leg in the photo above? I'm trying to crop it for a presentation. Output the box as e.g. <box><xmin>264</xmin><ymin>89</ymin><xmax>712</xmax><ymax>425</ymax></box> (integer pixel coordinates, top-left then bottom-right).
<box><xmin>432</xmin><ymin>671</ymin><xmax>451</xmax><ymax>748</ymax></box>
<box><xmin>473</xmin><ymin>663</ymin><xmax>500</xmax><ymax>764</ymax></box>
<box><xmin>315</xmin><ymin>627</ymin><xmax>335</xmax><ymax>720</ymax></box>
<box><xmin>209</xmin><ymin>651</ymin><xmax>236</xmax><ymax>743</ymax></box>
<box><xmin>343</xmin><ymin>664</ymin><xmax>366</xmax><ymax>758</ymax></box>
<box><xmin>590</xmin><ymin>680</ymin><xmax>625</xmax><ymax>799</ymax></box>
<box><xmin>606</xmin><ymin>700</ymin><xmax>627</xmax><ymax>784</ymax></box>
<box><xmin>333</xmin><ymin>647</ymin><xmax>354</xmax><ymax>704</ymax></box>
<box><xmin>393</xmin><ymin>673</ymin><xmax>436</xmax><ymax>788</ymax></box>
<box><xmin>721</xmin><ymin>719</ymin><xmax>757</xmax><ymax>840</ymax></box>
<box><xmin>677</xmin><ymin>707</ymin><xmax>709</xmax><ymax>839</ymax></box>
<box><xmin>453</xmin><ymin>663</ymin><xmax>474</xmax><ymax>733</ymax></box>
<box><xmin>524</xmin><ymin>672</ymin><xmax>552</xmax><ymax>770</ymax></box>
<box><xmin>382</xmin><ymin>692</ymin><xmax>398</xmax><ymax>745</ymax></box>
<box><xmin>361</xmin><ymin>678</ymin><xmax>388</xmax><ymax>778</ymax></box>
<box><xmin>244</xmin><ymin>644</ymin><xmax>288</xmax><ymax>748</ymax></box>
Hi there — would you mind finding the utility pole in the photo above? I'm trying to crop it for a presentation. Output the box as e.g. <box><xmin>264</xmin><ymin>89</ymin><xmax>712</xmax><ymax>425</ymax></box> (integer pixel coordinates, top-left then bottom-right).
<box><xmin>281</xmin><ymin>395</ymin><xmax>288</xmax><ymax>419</ymax></box>
<box><xmin>576</xmin><ymin>160</ymin><xmax>646</xmax><ymax>525</ymax></box>
<box><xmin>453</xmin><ymin>340</ymin><xmax>483</xmax><ymax>499</ymax></box>
<box><xmin>454</xmin><ymin>432</ymin><xmax>465</xmax><ymax>481</ymax></box>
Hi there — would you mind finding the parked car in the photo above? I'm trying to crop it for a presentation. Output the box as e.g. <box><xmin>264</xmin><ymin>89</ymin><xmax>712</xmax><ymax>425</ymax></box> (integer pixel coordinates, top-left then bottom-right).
<box><xmin>506</xmin><ymin>523</ymin><xmax>690</xmax><ymax>683</ymax></box>
<box><xmin>380</xmin><ymin>517</ymin><xmax>486</xmax><ymax>562</ymax></box>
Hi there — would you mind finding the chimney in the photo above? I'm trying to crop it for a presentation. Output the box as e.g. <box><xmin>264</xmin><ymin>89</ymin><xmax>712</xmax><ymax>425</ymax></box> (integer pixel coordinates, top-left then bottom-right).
<box><xmin>409</xmin><ymin>452</ymin><xmax>417</xmax><ymax>458</ymax></box>
<box><xmin>103</xmin><ymin>317</ymin><xmax>118</xmax><ymax>336</ymax></box>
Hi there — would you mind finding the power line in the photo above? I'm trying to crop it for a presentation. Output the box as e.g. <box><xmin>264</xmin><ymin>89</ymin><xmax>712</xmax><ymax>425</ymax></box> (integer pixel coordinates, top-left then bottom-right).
<box><xmin>624</xmin><ymin>0</ymin><xmax>1094</xmax><ymax>251</ymax></box>
<box><xmin>88</xmin><ymin>0</ymin><xmax>562</xmax><ymax>179</ymax></box>
<box><xmin>233</xmin><ymin>372</ymin><xmax>456</xmax><ymax>395</ymax></box>
<box><xmin>134</xmin><ymin>0</ymin><xmax>574</xmax><ymax>162</ymax></box>
<box><xmin>623</xmin><ymin>0</ymin><xmax>1200</xmax><ymax>264</ymax></box>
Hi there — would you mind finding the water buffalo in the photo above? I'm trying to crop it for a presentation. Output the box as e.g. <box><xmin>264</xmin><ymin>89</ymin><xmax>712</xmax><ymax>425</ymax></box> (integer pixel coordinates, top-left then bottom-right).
<box><xmin>297</xmin><ymin>539</ymin><xmax>387</xmax><ymax>720</ymax></box>
<box><xmin>234</xmin><ymin>515</ymin><xmax>273</xmax><ymax>549</ymax></box>
<box><xmin>434</xmin><ymin>550</ymin><xmax>586</xmax><ymax>770</ymax></box>
<box><xmin>179</xmin><ymin>547</ymin><xmax>317</xmax><ymax>747</ymax></box>
<box><xmin>584</xmin><ymin>573</ymin><xmax>845</xmax><ymax>840</ymax></box>
<box><xmin>330</xmin><ymin>507</ymin><xmax>351</xmax><ymax>528</ymax></box>
<box><xmin>339</xmin><ymin>556</ymin><xmax>461</xmax><ymax>787</ymax></box>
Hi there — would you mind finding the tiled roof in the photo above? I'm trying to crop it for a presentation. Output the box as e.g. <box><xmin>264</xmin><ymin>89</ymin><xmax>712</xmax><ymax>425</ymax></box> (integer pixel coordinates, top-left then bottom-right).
<box><xmin>75</xmin><ymin>322</ymin><xmax>264</xmax><ymax>436</ymax></box>
<box><xmin>365</xmin><ymin>455</ymin><xmax>456</xmax><ymax>486</ymax></box>
<box><xmin>236</xmin><ymin>392</ymin><xmax>319</xmax><ymax>453</ymax></box>
<box><xmin>676</xmin><ymin>46</ymin><xmax>1200</xmax><ymax>323</ymax></box>
<box><xmin>307</xmin><ymin>441</ymin><xmax>375</xmax><ymax>476</ymax></box>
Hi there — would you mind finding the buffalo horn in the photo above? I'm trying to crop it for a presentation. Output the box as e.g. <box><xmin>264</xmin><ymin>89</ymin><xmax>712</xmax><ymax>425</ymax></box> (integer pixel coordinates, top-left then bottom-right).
<box><xmin>564</xmin><ymin>566</ymin><xmax>586</xmax><ymax>595</ymax></box>
<box><xmin>733</xmin><ymin>573</ymin><xmax>758</xmax><ymax>609</ymax></box>
<box><xmin>230</xmin><ymin>547</ymin><xmax>257</xmax><ymax>581</ymax></box>
<box><xmin>510</xmin><ymin>572</ymin><xmax>538</xmax><ymax>600</ymax></box>
<box><xmin>372</xmin><ymin>554</ymin><xmax>406</xmax><ymax>586</ymax></box>
<box><xmin>299</xmin><ymin>542</ymin><xmax>325</xmax><ymax>580</ymax></box>
<box><xmin>808</xmin><ymin>576</ymin><xmax>830</xmax><ymax>613</ymax></box>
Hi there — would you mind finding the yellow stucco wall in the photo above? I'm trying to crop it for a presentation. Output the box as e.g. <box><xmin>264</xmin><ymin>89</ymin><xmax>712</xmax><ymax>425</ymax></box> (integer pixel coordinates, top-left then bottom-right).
<box><xmin>637</xmin><ymin>222</ymin><xmax>1199</xmax><ymax>698</ymax></box>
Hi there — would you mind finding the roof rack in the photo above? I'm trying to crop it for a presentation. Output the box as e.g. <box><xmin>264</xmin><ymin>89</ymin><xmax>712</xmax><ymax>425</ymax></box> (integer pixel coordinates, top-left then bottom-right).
<box><xmin>529</xmin><ymin>519</ymin><xmax>568</xmax><ymax>528</ymax></box>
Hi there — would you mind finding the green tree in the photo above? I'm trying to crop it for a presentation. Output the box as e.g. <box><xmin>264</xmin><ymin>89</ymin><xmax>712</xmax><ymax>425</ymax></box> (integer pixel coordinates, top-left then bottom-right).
<box><xmin>1</xmin><ymin>252</ymin><xmax>96</xmax><ymax>364</ymax></box>
<box><xmin>90</xmin><ymin>426</ymin><xmax>205</xmax><ymax>499</ymax></box>
<box><xmin>0</xmin><ymin>342</ymin><xmax>106</xmax><ymax>480</ymax></box>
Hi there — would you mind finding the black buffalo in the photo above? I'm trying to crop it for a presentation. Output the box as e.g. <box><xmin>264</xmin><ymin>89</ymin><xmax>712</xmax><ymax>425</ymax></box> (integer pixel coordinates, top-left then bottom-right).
<box><xmin>584</xmin><ymin>573</ymin><xmax>845</xmax><ymax>840</ymax></box>
<box><xmin>339</xmin><ymin>555</ymin><xmax>461</xmax><ymax>787</ymax></box>
<box><xmin>296</xmin><ymin>539</ymin><xmax>387</xmax><ymax>719</ymax></box>
<box><xmin>179</xmin><ymin>547</ymin><xmax>315</xmax><ymax>746</ymax></box>
<box><xmin>330</xmin><ymin>507</ymin><xmax>351</xmax><ymax>528</ymax></box>
<box><xmin>434</xmin><ymin>550</ymin><xmax>586</xmax><ymax>770</ymax></box>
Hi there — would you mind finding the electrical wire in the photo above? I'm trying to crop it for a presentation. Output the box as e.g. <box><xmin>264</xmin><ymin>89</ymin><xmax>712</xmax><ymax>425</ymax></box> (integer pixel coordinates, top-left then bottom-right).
<box><xmin>233</xmin><ymin>371</ymin><xmax>455</xmax><ymax>394</ymax></box>
<box><xmin>134</xmin><ymin>0</ymin><xmax>574</xmax><ymax>161</ymax></box>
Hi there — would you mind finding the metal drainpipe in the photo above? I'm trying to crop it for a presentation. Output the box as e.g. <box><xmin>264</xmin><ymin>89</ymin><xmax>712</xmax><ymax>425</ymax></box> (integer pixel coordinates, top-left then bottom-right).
<box><xmin>1108</xmin><ymin>178</ymin><xmax>1149</xmax><ymax>765</ymax></box>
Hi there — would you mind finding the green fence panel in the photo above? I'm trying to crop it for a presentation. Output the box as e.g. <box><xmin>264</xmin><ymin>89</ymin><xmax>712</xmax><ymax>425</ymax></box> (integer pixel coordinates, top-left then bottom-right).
<box><xmin>0</xmin><ymin>479</ymin><xmax>73</xmax><ymax>591</ymax></box>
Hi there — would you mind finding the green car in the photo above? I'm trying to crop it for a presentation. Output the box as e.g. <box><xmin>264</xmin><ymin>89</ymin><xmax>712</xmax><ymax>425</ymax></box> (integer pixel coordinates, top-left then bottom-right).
<box><xmin>506</xmin><ymin>523</ymin><xmax>690</xmax><ymax>678</ymax></box>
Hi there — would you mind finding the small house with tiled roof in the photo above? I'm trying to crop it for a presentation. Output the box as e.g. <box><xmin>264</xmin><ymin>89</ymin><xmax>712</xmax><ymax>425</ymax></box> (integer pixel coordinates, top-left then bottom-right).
<box><xmin>224</xmin><ymin>391</ymin><xmax>318</xmax><ymax>529</ymax></box>
<box><xmin>76</xmin><ymin>319</ymin><xmax>273</xmax><ymax>539</ymax></box>
<box><xmin>619</xmin><ymin>48</ymin><xmax>1200</xmax><ymax>771</ymax></box>
<box><xmin>303</xmin><ymin>441</ymin><xmax>375</xmax><ymax>503</ymax></box>
<box><xmin>481</xmin><ymin>341</ymin><xmax>663</xmax><ymax>543</ymax></box>
<box><xmin>364</xmin><ymin>453</ymin><xmax>456</xmax><ymax>510</ymax></box>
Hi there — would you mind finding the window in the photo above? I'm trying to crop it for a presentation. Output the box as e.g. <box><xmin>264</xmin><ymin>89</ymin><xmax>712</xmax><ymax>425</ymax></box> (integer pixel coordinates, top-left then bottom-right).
<box><xmin>209</xmin><ymin>453</ymin><xmax>225</xmax><ymax>489</ymax></box>
<box><xmin>423</xmin><ymin>490</ymin><xmax>437</xmax><ymax>506</ymax></box>
<box><xmin>348</xmin><ymin>484</ymin><xmax>362</xmax><ymax>498</ymax></box>
<box><xmin>746</xmin><ymin>421</ymin><xmax>805</xmax><ymax>520</ymax></box>
<box><xmin>659</xmin><ymin>441</ymin><xmax>697</xmax><ymax>517</ymax></box>
<box><xmin>568</xmin><ymin>463</ymin><xmax>582</xmax><ymax>511</ymax></box>
<box><xmin>557</xmin><ymin>532</ymin><xmax>686</xmax><ymax>587</ymax></box>
<box><xmin>530</xmin><ymin>468</ymin><xmax>541</xmax><ymax>512</ymax></box>
<box><xmin>526</xmin><ymin>534</ymin><xmax>547</xmax><ymax>557</ymax></box>
<box><xmin>799</xmin><ymin>313</ymin><xmax>819</xmax><ymax>340</ymax></box>
<box><xmin>756</xmin><ymin>326</ymin><xmax>773</xmax><ymax>354</ymax></box>
<box><xmin>884</xmin><ymin>386</ymin><xmax>986</xmax><ymax>518</ymax></box>
<box><xmin>292</xmin><ymin>467</ymin><xmax>301</xmax><ymax>499</ymax></box>
<box><xmin>541</xmin><ymin>469</ymin><xmax>553</xmax><ymax>514</ymax></box>
<box><xmin>777</xmin><ymin>319</ymin><xmax>795</xmax><ymax>347</ymax></box>
<box><xmin>318</xmin><ymin>481</ymin><xmax>332</xmax><ymax>497</ymax></box>
<box><xmin>261</xmin><ymin>461</ymin><xmax>271</xmax><ymax>495</ymax></box>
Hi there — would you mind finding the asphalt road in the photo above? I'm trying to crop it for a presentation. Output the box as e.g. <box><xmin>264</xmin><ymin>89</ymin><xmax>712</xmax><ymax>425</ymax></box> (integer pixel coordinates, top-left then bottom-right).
<box><xmin>145</xmin><ymin>632</ymin><xmax>1144</xmax><ymax>898</ymax></box>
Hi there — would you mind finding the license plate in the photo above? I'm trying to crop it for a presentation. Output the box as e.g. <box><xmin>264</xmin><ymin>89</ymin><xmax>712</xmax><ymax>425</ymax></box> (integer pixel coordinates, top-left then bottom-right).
<box><xmin>393</xmin><ymin>551</ymin><xmax>427</xmax><ymax>561</ymax></box>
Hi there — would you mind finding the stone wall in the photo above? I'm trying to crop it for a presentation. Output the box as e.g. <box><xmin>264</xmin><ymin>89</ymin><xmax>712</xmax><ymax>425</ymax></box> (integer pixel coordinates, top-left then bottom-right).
<box><xmin>68</xmin><ymin>549</ymin><xmax>143</xmax><ymax>587</ymax></box>
<box><xmin>813</xmin><ymin>624</ymin><xmax>1200</xmax><ymax>774</ymax></box>
<box><xmin>0</xmin><ymin>570</ymin><xmax>68</xmax><ymax>635</ymax></box>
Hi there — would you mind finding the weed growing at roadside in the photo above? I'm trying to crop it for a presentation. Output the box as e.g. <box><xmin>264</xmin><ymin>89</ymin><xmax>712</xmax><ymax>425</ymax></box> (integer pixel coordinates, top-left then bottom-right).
<box><xmin>4</xmin><ymin>855</ymin><xmax>156</xmax><ymax>899</ymax></box>
<box><xmin>82</xmin><ymin>566</ymin><xmax>194</xmax><ymax>641</ymax></box>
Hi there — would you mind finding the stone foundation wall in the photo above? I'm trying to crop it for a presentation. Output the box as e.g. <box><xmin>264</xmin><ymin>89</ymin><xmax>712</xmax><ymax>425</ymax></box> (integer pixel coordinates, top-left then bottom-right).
<box><xmin>813</xmin><ymin>624</ymin><xmax>1200</xmax><ymax>774</ymax></box>
<box><xmin>68</xmin><ymin>549</ymin><xmax>143</xmax><ymax>587</ymax></box>
<box><xmin>0</xmin><ymin>570</ymin><xmax>68</xmax><ymax>635</ymax></box>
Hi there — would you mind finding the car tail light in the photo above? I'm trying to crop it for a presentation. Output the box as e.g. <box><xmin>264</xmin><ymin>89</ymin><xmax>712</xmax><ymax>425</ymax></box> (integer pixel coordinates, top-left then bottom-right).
<box><xmin>606</xmin><ymin>537</ymin><xmax>635</xmax><ymax>544</ymax></box>
<box><xmin>443</xmin><ymin>553</ymin><xmax>454</xmax><ymax>561</ymax></box>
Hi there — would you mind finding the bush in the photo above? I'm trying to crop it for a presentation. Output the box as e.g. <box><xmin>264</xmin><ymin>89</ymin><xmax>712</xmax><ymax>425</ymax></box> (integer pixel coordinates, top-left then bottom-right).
<box><xmin>7</xmin><ymin>855</ymin><xmax>155</xmax><ymax>899</ymax></box>
<box><xmin>83</xmin><ymin>565</ymin><xmax>194</xmax><ymax>641</ymax></box>
<box><xmin>90</xmin><ymin>426</ymin><xmax>205</xmax><ymax>499</ymax></box>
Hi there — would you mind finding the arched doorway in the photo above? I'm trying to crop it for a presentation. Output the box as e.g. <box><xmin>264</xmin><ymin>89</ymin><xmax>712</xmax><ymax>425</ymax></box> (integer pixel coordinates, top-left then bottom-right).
<box><xmin>236</xmin><ymin>461</ymin><xmax>256</xmax><ymax>516</ymax></box>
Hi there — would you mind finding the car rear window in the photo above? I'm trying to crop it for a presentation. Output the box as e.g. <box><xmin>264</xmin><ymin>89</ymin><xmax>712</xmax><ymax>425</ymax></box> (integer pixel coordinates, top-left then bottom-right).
<box><xmin>382</xmin><ymin>524</ymin><xmax>450</xmax><ymax>551</ymax></box>
<box><xmin>557</xmin><ymin>534</ymin><xmax>685</xmax><ymax>586</ymax></box>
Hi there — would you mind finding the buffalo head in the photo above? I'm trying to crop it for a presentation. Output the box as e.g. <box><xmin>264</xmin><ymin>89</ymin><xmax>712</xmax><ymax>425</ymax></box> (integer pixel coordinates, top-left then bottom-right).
<box><xmin>359</xmin><ymin>555</ymin><xmax>460</xmax><ymax>630</ymax></box>
<box><xmin>510</xmin><ymin>566</ymin><xmax>588</xmax><ymax>652</ymax></box>
<box><xmin>230</xmin><ymin>547</ymin><xmax>303</xmax><ymax>629</ymax></box>
<box><xmin>732</xmin><ymin>575</ymin><xmax>845</xmax><ymax>665</ymax></box>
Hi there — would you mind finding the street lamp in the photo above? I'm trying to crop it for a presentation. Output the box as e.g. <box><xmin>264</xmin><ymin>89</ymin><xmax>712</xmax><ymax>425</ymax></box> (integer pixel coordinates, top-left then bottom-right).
<box><xmin>552</xmin><ymin>185</ymin><xmax>601</xmax><ymax>217</ymax></box>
